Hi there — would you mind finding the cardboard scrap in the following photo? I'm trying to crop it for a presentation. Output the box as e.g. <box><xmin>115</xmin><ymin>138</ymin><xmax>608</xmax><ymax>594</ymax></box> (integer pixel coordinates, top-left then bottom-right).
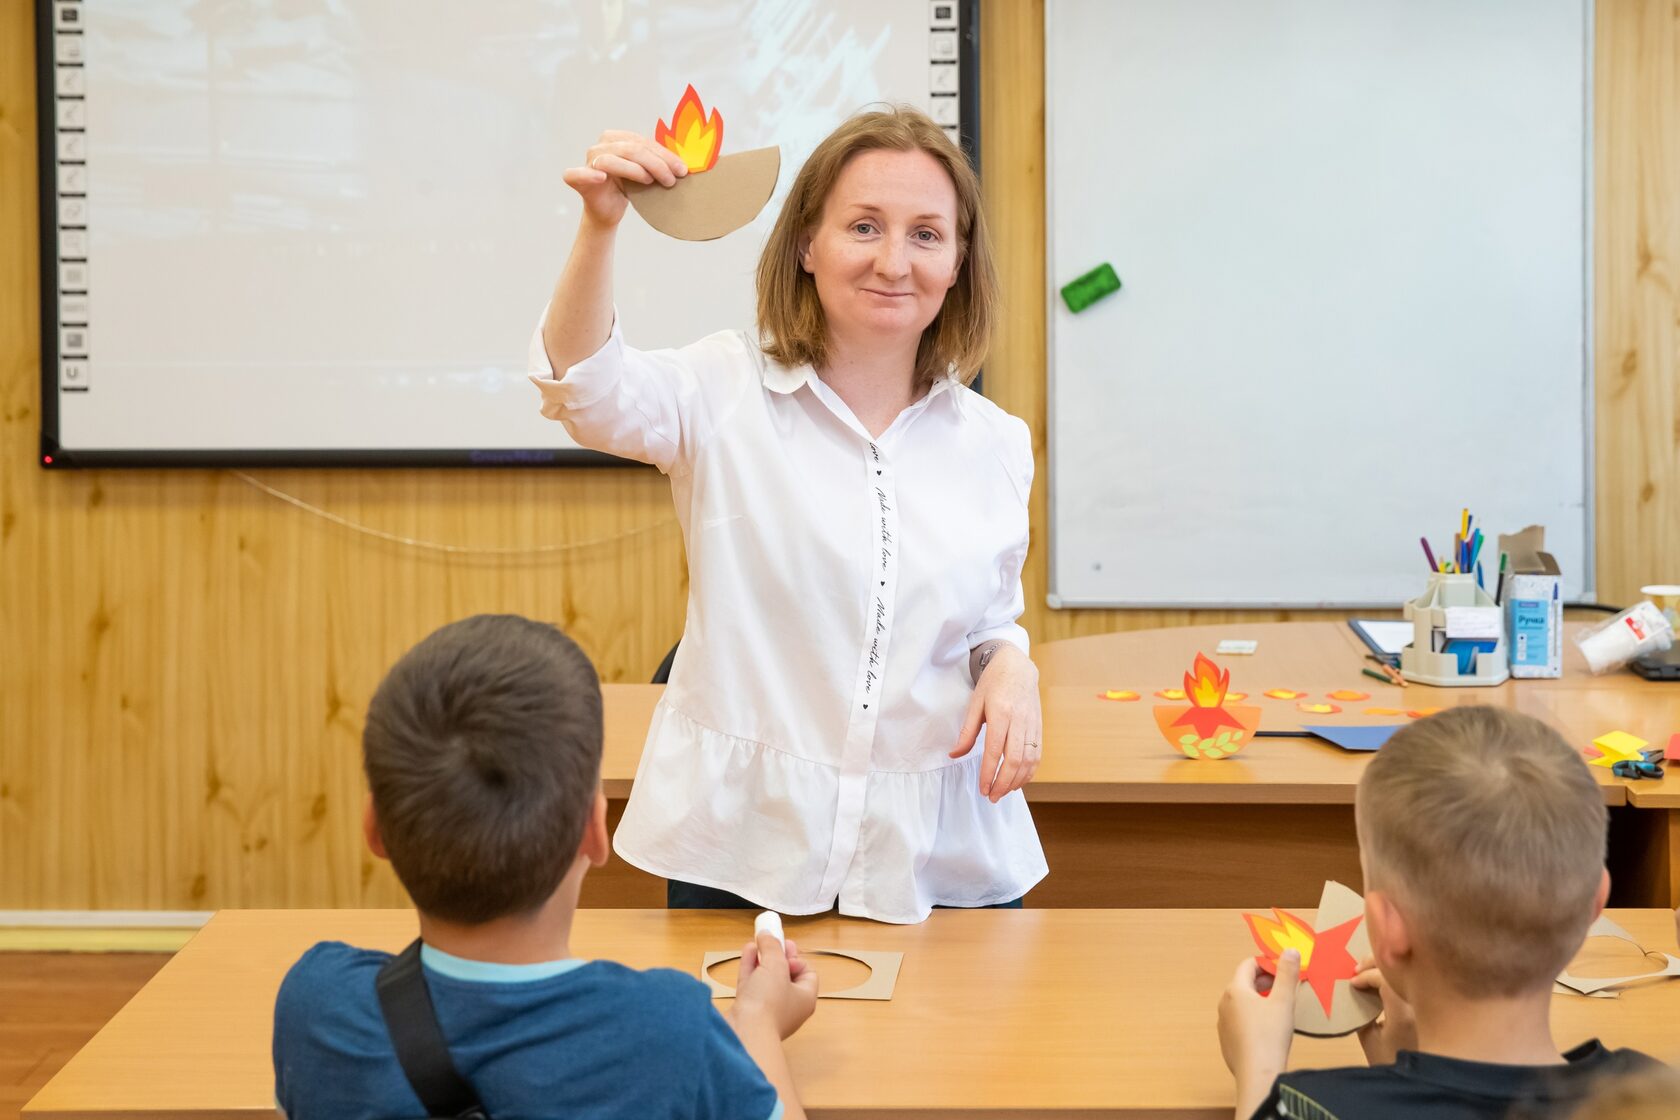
<box><xmin>1555</xmin><ymin>917</ymin><xmax>1680</xmax><ymax>995</ymax></box>
<box><xmin>1244</xmin><ymin>880</ymin><xmax>1382</xmax><ymax>1037</ymax></box>
<box><xmin>1554</xmin><ymin>917</ymin><xmax>1680</xmax><ymax>997</ymax></box>
<box><xmin>702</xmin><ymin>947</ymin><xmax>902</xmax><ymax>1001</ymax></box>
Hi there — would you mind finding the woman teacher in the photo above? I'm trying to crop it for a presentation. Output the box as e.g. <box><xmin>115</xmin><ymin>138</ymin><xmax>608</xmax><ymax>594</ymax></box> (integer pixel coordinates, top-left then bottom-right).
<box><xmin>529</xmin><ymin>108</ymin><xmax>1045</xmax><ymax>923</ymax></box>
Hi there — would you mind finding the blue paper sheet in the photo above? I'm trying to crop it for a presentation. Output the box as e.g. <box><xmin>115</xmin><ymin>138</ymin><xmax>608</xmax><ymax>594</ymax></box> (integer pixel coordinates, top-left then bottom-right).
<box><xmin>1301</xmin><ymin>724</ymin><xmax>1403</xmax><ymax>752</ymax></box>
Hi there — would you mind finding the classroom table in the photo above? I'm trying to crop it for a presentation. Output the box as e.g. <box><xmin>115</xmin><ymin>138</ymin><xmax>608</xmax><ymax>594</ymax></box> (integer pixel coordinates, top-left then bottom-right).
<box><xmin>586</xmin><ymin>623</ymin><xmax>1680</xmax><ymax>910</ymax></box>
<box><xmin>26</xmin><ymin>908</ymin><xmax>1680</xmax><ymax>1120</ymax></box>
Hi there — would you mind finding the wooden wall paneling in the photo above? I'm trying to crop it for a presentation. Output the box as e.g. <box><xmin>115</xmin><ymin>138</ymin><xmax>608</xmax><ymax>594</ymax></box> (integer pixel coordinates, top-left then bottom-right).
<box><xmin>1595</xmin><ymin>0</ymin><xmax>1680</xmax><ymax>604</ymax></box>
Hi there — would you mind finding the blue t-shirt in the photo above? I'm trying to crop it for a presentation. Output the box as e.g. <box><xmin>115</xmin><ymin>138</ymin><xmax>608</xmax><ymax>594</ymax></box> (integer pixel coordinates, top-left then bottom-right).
<box><xmin>273</xmin><ymin>941</ymin><xmax>783</xmax><ymax>1120</ymax></box>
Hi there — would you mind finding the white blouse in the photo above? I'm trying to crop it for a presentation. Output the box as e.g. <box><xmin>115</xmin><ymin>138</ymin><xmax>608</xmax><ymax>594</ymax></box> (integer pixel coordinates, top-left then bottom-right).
<box><xmin>529</xmin><ymin>311</ymin><xmax>1047</xmax><ymax>923</ymax></box>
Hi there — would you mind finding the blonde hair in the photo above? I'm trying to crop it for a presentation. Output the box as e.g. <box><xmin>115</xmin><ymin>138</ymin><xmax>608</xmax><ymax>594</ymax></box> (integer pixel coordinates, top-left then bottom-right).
<box><xmin>756</xmin><ymin>105</ymin><xmax>998</xmax><ymax>388</ymax></box>
<box><xmin>1355</xmin><ymin>706</ymin><xmax>1606</xmax><ymax>997</ymax></box>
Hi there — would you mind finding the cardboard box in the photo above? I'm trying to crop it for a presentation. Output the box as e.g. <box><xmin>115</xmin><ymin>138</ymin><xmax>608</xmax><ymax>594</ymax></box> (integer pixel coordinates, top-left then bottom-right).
<box><xmin>1499</xmin><ymin>525</ymin><xmax>1562</xmax><ymax>678</ymax></box>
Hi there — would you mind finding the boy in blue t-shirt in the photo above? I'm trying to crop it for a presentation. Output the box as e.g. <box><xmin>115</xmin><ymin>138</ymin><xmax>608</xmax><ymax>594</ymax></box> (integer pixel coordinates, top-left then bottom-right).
<box><xmin>274</xmin><ymin>614</ymin><xmax>816</xmax><ymax>1119</ymax></box>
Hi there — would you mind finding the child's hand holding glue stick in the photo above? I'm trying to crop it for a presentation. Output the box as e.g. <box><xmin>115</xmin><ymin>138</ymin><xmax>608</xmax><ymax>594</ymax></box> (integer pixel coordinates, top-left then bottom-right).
<box><xmin>734</xmin><ymin>911</ymin><xmax>818</xmax><ymax>1040</ymax></box>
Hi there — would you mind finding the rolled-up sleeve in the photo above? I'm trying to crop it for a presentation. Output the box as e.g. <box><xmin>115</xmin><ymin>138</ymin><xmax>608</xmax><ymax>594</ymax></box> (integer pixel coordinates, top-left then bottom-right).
<box><xmin>966</xmin><ymin>415</ymin><xmax>1034</xmax><ymax>658</ymax></box>
<box><xmin>528</xmin><ymin>305</ymin><xmax>748</xmax><ymax>475</ymax></box>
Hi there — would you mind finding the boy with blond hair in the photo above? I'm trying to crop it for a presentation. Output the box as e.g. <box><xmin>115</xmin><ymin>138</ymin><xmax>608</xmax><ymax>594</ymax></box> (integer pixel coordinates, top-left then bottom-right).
<box><xmin>273</xmin><ymin>614</ymin><xmax>816</xmax><ymax>1119</ymax></box>
<box><xmin>1219</xmin><ymin>706</ymin><xmax>1662</xmax><ymax>1120</ymax></box>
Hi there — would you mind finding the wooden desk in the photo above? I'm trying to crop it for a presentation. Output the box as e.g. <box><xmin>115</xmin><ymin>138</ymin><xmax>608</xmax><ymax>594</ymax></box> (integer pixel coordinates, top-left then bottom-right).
<box><xmin>588</xmin><ymin>623</ymin><xmax>1680</xmax><ymax>909</ymax></box>
<box><xmin>27</xmin><ymin>908</ymin><xmax>1680</xmax><ymax>1120</ymax></box>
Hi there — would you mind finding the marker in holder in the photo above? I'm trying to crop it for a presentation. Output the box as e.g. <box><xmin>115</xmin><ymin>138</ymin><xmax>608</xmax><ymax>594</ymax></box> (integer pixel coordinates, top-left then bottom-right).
<box><xmin>1401</xmin><ymin>572</ymin><xmax>1510</xmax><ymax>687</ymax></box>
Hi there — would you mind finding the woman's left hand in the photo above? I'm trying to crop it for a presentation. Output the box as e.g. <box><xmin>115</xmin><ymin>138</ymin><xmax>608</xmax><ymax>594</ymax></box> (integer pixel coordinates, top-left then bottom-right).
<box><xmin>949</xmin><ymin>643</ymin><xmax>1043</xmax><ymax>803</ymax></box>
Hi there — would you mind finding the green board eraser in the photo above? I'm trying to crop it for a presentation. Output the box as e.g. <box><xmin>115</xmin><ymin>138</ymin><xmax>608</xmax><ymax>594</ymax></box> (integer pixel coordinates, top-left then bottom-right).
<box><xmin>1061</xmin><ymin>262</ymin><xmax>1122</xmax><ymax>313</ymax></box>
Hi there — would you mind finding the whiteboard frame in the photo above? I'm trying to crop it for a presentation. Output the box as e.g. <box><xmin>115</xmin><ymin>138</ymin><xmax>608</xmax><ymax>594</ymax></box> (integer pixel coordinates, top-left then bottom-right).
<box><xmin>34</xmin><ymin>0</ymin><xmax>983</xmax><ymax>469</ymax></box>
<box><xmin>1043</xmin><ymin>0</ymin><xmax>1597</xmax><ymax>609</ymax></box>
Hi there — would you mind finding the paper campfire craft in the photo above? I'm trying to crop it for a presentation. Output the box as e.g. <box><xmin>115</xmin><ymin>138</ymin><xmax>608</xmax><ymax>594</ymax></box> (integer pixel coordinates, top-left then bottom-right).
<box><xmin>1153</xmin><ymin>653</ymin><xmax>1262</xmax><ymax>760</ymax></box>
<box><xmin>622</xmin><ymin>85</ymin><xmax>781</xmax><ymax>241</ymax></box>
<box><xmin>1244</xmin><ymin>880</ymin><xmax>1383</xmax><ymax>1037</ymax></box>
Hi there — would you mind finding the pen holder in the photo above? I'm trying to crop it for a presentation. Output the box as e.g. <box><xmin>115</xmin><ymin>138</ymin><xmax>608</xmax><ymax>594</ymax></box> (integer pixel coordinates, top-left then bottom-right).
<box><xmin>1401</xmin><ymin>573</ymin><xmax>1510</xmax><ymax>687</ymax></box>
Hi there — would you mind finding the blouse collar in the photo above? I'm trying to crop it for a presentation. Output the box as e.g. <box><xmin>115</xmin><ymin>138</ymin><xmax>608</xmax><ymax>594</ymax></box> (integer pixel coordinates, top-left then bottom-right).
<box><xmin>761</xmin><ymin>357</ymin><xmax>967</xmax><ymax>420</ymax></box>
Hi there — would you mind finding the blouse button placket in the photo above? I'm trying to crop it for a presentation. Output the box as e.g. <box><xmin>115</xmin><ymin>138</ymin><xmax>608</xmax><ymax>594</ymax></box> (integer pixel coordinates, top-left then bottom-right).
<box><xmin>814</xmin><ymin>440</ymin><xmax>899</xmax><ymax>906</ymax></box>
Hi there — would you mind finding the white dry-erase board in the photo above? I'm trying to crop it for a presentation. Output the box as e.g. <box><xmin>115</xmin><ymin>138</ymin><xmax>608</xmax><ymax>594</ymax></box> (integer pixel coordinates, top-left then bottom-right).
<box><xmin>1045</xmin><ymin>0</ymin><xmax>1594</xmax><ymax>608</ymax></box>
<box><xmin>37</xmin><ymin>0</ymin><xmax>978</xmax><ymax>467</ymax></box>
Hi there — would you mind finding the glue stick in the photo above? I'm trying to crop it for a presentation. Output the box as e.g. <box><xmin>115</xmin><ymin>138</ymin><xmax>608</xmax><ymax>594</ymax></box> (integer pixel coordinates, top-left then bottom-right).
<box><xmin>754</xmin><ymin>910</ymin><xmax>785</xmax><ymax>949</ymax></box>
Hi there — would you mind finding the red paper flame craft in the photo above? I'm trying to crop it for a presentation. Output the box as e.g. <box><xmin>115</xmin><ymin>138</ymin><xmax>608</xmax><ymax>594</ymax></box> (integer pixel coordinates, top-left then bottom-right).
<box><xmin>1245</xmin><ymin>907</ymin><xmax>1364</xmax><ymax>1016</ymax></box>
<box><xmin>655</xmin><ymin>84</ymin><xmax>723</xmax><ymax>172</ymax></box>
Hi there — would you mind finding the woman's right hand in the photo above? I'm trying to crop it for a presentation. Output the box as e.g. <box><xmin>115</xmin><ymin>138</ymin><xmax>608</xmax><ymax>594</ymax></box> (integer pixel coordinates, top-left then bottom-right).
<box><xmin>562</xmin><ymin>131</ymin><xmax>688</xmax><ymax>228</ymax></box>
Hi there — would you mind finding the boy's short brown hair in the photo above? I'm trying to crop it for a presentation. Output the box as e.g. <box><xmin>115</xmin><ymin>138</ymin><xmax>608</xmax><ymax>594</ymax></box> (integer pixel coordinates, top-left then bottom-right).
<box><xmin>362</xmin><ymin>614</ymin><xmax>603</xmax><ymax>924</ymax></box>
<box><xmin>1355</xmin><ymin>706</ymin><xmax>1606</xmax><ymax>997</ymax></box>
<box><xmin>755</xmin><ymin>104</ymin><xmax>998</xmax><ymax>390</ymax></box>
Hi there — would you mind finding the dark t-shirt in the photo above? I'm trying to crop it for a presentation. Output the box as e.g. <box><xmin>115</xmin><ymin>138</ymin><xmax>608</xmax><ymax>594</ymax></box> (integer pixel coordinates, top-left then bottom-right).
<box><xmin>273</xmin><ymin>941</ymin><xmax>781</xmax><ymax>1120</ymax></box>
<box><xmin>1249</xmin><ymin>1042</ymin><xmax>1663</xmax><ymax>1120</ymax></box>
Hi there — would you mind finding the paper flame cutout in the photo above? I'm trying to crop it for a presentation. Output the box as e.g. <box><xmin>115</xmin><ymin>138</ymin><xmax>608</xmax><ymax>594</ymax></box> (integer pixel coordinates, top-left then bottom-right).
<box><xmin>1246</xmin><ymin>908</ymin><xmax>1320</xmax><ymax>970</ymax></box>
<box><xmin>1186</xmin><ymin>653</ymin><xmax>1229</xmax><ymax>708</ymax></box>
<box><xmin>1245</xmin><ymin>907</ymin><xmax>1364</xmax><ymax>1016</ymax></box>
<box><xmin>1169</xmin><ymin>652</ymin><xmax>1248</xmax><ymax>739</ymax></box>
<box><xmin>655</xmin><ymin>84</ymin><xmax>723</xmax><ymax>172</ymax></box>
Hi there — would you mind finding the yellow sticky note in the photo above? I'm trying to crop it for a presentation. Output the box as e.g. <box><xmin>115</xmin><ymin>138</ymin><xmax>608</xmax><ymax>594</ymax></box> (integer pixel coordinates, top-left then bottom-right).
<box><xmin>1587</xmin><ymin>730</ymin><xmax>1649</xmax><ymax>768</ymax></box>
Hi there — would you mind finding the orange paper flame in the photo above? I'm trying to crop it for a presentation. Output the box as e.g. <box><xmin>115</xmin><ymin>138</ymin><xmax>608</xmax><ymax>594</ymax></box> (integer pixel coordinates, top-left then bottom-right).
<box><xmin>1244</xmin><ymin>906</ymin><xmax>1365</xmax><ymax>1016</ymax></box>
<box><xmin>655</xmin><ymin>84</ymin><xmax>723</xmax><ymax>172</ymax></box>
<box><xmin>1186</xmin><ymin>653</ymin><xmax>1229</xmax><ymax>708</ymax></box>
<box><xmin>1245</xmin><ymin>908</ymin><xmax>1319</xmax><ymax>970</ymax></box>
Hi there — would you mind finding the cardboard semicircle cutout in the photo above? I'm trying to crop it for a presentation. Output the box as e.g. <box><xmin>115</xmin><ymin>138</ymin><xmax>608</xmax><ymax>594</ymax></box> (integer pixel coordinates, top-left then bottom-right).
<box><xmin>624</xmin><ymin>146</ymin><xmax>782</xmax><ymax>242</ymax></box>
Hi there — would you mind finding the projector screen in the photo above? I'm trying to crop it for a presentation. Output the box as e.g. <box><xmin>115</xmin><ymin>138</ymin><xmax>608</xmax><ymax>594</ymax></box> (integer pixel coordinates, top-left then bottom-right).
<box><xmin>37</xmin><ymin>0</ymin><xmax>978</xmax><ymax>466</ymax></box>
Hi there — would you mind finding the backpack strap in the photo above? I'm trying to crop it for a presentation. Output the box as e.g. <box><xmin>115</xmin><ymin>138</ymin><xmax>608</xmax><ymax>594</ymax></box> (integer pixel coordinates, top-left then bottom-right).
<box><xmin>375</xmin><ymin>939</ymin><xmax>491</xmax><ymax>1120</ymax></box>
